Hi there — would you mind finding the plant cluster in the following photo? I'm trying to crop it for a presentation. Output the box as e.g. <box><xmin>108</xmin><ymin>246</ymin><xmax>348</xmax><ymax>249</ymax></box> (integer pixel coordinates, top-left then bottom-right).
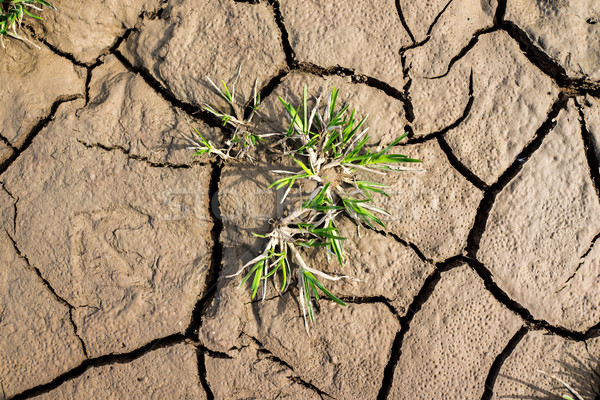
<box><xmin>185</xmin><ymin>73</ymin><xmax>420</xmax><ymax>331</ymax></box>
<box><xmin>0</xmin><ymin>0</ymin><xmax>54</xmax><ymax>47</ymax></box>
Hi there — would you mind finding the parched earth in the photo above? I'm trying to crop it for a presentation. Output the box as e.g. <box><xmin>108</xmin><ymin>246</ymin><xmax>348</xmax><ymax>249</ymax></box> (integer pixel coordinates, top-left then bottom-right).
<box><xmin>1</xmin><ymin>0</ymin><xmax>600</xmax><ymax>399</ymax></box>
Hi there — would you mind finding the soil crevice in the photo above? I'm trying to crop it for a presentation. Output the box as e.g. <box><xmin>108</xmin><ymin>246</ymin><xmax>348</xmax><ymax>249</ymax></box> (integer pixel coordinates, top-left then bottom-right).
<box><xmin>465</xmin><ymin>93</ymin><xmax>569</xmax><ymax>258</ymax></box>
<box><xmin>4</xmin><ymin>230</ymin><xmax>89</xmax><ymax>359</ymax></box>
<box><xmin>480</xmin><ymin>326</ymin><xmax>529</xmax><ymax>400</ymax></box>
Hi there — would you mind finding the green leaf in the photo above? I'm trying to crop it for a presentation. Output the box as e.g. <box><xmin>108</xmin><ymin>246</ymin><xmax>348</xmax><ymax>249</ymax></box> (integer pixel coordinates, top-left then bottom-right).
<box><xmin>304</xmin><ymin>270</ymin><xmax>346</xmax><ymax>306</ymax></box>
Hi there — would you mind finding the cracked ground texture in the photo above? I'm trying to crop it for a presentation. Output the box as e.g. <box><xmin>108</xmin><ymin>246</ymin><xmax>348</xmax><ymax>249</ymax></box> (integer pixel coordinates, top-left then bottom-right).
<box><xmin>0</xmin><ymin>0</ymin><xmax>599</xmax><ymax>399</ymax></box>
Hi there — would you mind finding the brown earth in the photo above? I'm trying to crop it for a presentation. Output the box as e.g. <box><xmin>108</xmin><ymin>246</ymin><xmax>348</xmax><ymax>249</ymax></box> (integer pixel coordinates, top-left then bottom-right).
<box><xmin>1</xmin><ymin>0</ymin><xmax>600</xmax><ymax>399</ymax></box>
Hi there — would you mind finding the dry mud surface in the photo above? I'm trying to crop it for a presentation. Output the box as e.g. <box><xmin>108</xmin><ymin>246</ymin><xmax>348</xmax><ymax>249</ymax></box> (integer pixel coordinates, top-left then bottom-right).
<box><xmin>1</xmin><ymin>0</ymin><xmax>600</xmax><ymax>399</ymax></box>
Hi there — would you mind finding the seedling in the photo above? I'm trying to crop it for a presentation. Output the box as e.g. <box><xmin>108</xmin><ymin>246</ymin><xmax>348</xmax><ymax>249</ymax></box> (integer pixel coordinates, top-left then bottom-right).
<box><xmin>538</xmin><ymin>370</ymin><xmax>585</xmax><ymax>400</ymax></box>
<box><xmin>0</xmin><ymin>0</ymin><xmax>54</xmax><ymax>48</ymax></box>
<box><xmin>188</xmin><ymin>79</ymin><xmax>421</xmax><ymax>331</ymax></box>
<box><xmin>181</xmin><ymin>66</ymin><xmax>277</xmax><ymax>161</ymax></box>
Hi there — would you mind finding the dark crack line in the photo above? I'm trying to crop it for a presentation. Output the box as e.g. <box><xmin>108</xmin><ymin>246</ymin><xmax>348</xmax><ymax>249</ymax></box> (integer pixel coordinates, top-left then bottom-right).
<box><xmin>437</xmin><ymin>135</ymin><xmax>488</xmax><ymax>191</ymax></box>
<box><xmin>481</xmin><ymin>326</ymin><xmax>529</xmax><ymax>400</ymax></box>
<box><xmin>368</xmin><ymin>225</ymin><xmax>433</xmax><ymax>264</ymax></box>
<box><xmin>9</xmin><ymin>334</ymin><xmax>187</xmax><ymax>400</ymax></box>
<box><xmin>112</xmin><ymin>50</ymin><xmax>223</xmax><ymax>130</ymax></box>
<box><xmin>266</xmin><ymin>0</ymin><xmax>296</xmax><ymax>68</ymax></box>
<box><xmin>245</xmin><ymin>335</ymin><xmax>334</xmax><ymax>399</ymax></box>
<box><xmin>405</xmin><ymin>69</ymin><xmax>474</xmax><ymax>144</ymax></box>
<box><xmin>185</xmin><ymin>160</ymin><xmax>224</xmax><ymax>339</ymax></box>
<box><xmin>294</xmin><ymin>62</ymin><xmax>409</xmax><ymax>103</ymax></box>
<box><xmin>0</xmin><ymin>183</ymin><xmax>17</xmax><ymax>235</ymax></box>
<box><xmin>76</xmin><ymin>139</ymin><xmax>201</xmax><ymax>169</ymax></box>
<box><xmin>494</xmin><ymin>0</ymin><xmax>507</xmax><ymax>25</ymax></box>
<box><xmin>500</xmin><ymin>22</ymin><xmax>600</xmax><ymax>95</ymax></box>
<box><xmin>465</xmin><ymin>93</ymin><xmax>569</xmax><ymax>258</ymax></box>
<box><xmin>401</xmin><ymin>74</ymin><xmax>415</xmax><ymax>123</ymax></box>
<box><xmin>0</xmin><ymin>134</ymin><xmax>17</xmax><ymax>151</ymax></box>
<box><xmin>0</xmin><ymin>94</ymin><xmax>82</xmax><ymax>176</ymax></box>
<box><xmin>395</xmin><ymin>0</ymin><xmax>416</xmax><ymax>44</ymax></box>
<box><xmin>377</xmin><ymin>257</ymin><xmax>462</xmax><ymax>400</ymax></box>
<box><xmin>4</xmin><ymin>229</ymin><xmax>89</xmax><ymax>359</ymax></box>
<box><xmin>430</xmin><ymin>26</ymin><xmax>498</xmax><ymax>79</ymax></box>
<box><xmin>243</xmin><ymin>67</ymin><xmax>291</xmax><ymax>120</ymax></box>
<box><xmin>557</xmin><ymin>231</ymin><xmax>600</xmax><ymax>293</ymax></box>
<box><xmin>462</xmin><ymin>255</ymin><xmax>600</xmax><ymax>341</ymax></box>
<box><xmin>398</xmin><ymin>0</ymin><xmax>454</xmax><ymax>55</ymax></box>
<box><xmin>338</xmin><ymin>295</ymin><xmax>401</xmax><ymax>319</ymax></box>
<box><xmin>575</xmin><ymin>99</ymin><xmax>600</xmax><ymax>201</ymax></box>
<box><xmin>196</xmin><ymin>349</ymin><xmax>215</xmax><ymax>400</ymax></box>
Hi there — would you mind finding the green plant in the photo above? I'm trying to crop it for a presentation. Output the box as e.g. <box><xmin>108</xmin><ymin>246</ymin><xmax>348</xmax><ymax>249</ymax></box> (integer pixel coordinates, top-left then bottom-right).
<box><xmin>539</xmin><ymin>370</ymin><xmax>585</xmax><ymax>400</ymax></box>
<box><xmin>186</xmin><ymin>78</ymin><xmax>421</xmax><ymax>331</ymax></box>
<box><xmin>0</xmin><ymin>0</ymin><xmax>54</xmax><ymax>47</ymax></box>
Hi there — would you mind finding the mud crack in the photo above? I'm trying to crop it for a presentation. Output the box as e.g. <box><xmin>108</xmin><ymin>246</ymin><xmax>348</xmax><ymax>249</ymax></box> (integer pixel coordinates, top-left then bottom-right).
<box><xmin>266</xmin><ymin>0</ymin><xmax>296</xmax><ymax>68</ymax></box>
<box><xmin>185</xmin><ymin>161</ymin><xmax>224</xmax><ymax>339</ymax></box>
<box><xmin>575</xmin><ymin>99</ymin><xmax>600</xmax><ymax>201</ymax></box>
<box><xmin>244</xmin><ymin>334</ymin><xmax>334</xmax><ymax>400</ymax></box>
<box><xmin>368</xmin><ymin>225</ymin><xmax>433</xmax><ymax>264</ymax></box>
<box><xmin>0</xmin><ymin>94</ymin><xmax>82</xmax><ymax>176</ymax></box>
<box><xmin>556</xmin><ymin>231</ymin><xmax>600</xmax><ymax>293</ymax></box>
<box><xmin>398</xmin><ymin>0</ymin><xmax>455</xmax><ymax>54</ymax></box>
<box><xmin>437</xmin><ymin>135</ymin><xmax>488</xmax><ymax>191</ymax></box>
<box><xmin>405</xmin><ymin>69</ymin><xmax>475</xmax><ymax>145</ymax></box>
<box><xmin>465</xmin><ymin>92</ymin><xmax>569</xmax><ymax>258</ymax></box>
<box><xmin>9</xmin><ymin>334</ymin><xmax>188</xmax><ymax>400</ymax></box>
<box><xmin>4</xmin><ymin>230</ymin><xmax>89</xmax><ymax>359</ymax></box>
<box><xmin>112</xmin><ymin>50</ymin><xmax>223</xmax><ymax>130</ymax></box>
<box><xmin>75</xmin><ymin>139</ymin><xmax>200</xmax><ymax>169</ymax></box>
<box><xmin>500</xmin><ymin>22</ymin><xmax>600</xmax><ymax>96</ymax></box>
<box><xmin>481</xmin><ymin>326</ymin><xmax>529</xmax><ymax>400</ymax></box>
<box><xmin>463</xmin><ymin>255</ymin><xmax>600</xmax><ymax>341</ymax></box>
<box><xmin>376</xmin><ymin>256</ymin><xmax>463</xmax><ymax>400</ymax></box>
<box><xmin>394</xmin><ymin>0</ymin><xmax>416</xmax><ymax>44</ymax></box>
<box><xmin>430</xmin><ymin>26</ymin><xmax>498</xmax><ymax>80</ymax></box>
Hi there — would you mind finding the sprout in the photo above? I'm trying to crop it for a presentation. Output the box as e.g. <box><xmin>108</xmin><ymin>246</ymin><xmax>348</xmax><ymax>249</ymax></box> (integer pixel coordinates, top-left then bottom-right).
<box><xmin>189</xmin><ymin>81</ymin><xmax>422</xmax><ymax>332</ymax></box>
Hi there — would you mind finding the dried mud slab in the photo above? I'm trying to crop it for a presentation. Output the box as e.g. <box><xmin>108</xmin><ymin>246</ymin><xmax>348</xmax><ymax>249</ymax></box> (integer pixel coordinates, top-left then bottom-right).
<box><xmin>506</xmin><ymin>0</ymin><xmax>600</xmax><ymax>81</ymax></box>
<box><xmin>0</xmin><ymin>40</ymin><xmax>84</xmax><ymax>149</ymax></box>
<box><xmin>119</xmin><ymin>0</ymin><xmax>286</xmax><ymax>110</ymax></box>
<box><xmin>441</xmin><ymin>31</ymin><xmax>559</xmax><ymax>184</ymax></box>
<box><xmin>32</xmin><ymin>343</ymin><xmax>206</xmax><ymax>400</ymax></box>
<box><xmin>257</xmin><ymin>72</ymin><xmax>410</xmax><ymax>146</ymax></box>
<box><xmin>389</xmin><ymin>264</ymin><xmax>523</xmax><ymax>399</ymax></box>
<box><xmin>478</xmin><ymin>101</ymin><xmax>600</xmax><ymax>331</ymax></box>
<box><xmin>30</xmin><ymin>0</ymin><xmax>162</xmax><ymax>65</ymax></box>
<box><xmin>493</xmin><ymin>331</ymin><xmax>600</xmax><ymax>399</ymax></box>
<box><xmin>305</xmin><ymin>217</ymin><xmax>434</xmax><ymax>316</ymax></box>
<box><xmin>200</xmin><ymin>162</ymin><xmax>277</xmax><ymax>352</ymax></box>
<box><xmin>280</xmin><ymin>0</ymin><xmax>411</xmax><ymax>89</ymax></box>
<box><xmin>402</xmin><ymin>0</ymin><xmax>496</xmax><ymax>78</ymax></box>
<box><xmin>205</xmin><ymin>337</ymin><xmax>321</xmax><ymax>400</ymax></box>
<box><xmin>81</xmin><ymin>55</ymin><xmax>219</xmax><ymax>166</ymax></box>
<box><xmin>200</xmin><ymin>163</ymin><xmax>400</xmax><ymax>399</ymax></box>
<box><xmin>244</xmin><ymin>298</ymin><xmax>399</xmax><ymax>400</ymax></box>
<box><xmin>0</xmin><ymin>230</ymin><xmax>85</xmax><ymax>398</ymax></box>
<box><xmin>409</xmin><ymin>61</ymin><xmax>470</xmax><ymax>137</ymax></box>
<box><xmin>1</xmin><ymin>101</ymin><xmax>213</xmax><ymax>358</ymax></box>
<box><xmin>379</xmin><ymin>140</ymin><xmax>483</xmax><ymax>262</ymax></box>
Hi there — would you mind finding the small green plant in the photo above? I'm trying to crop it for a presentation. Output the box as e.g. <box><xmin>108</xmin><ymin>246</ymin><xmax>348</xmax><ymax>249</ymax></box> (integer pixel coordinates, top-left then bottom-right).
<box><xmin>186</xmin><ymin>76</ymin><xmax>421</xmax><ymax>331</ymax></box>
<box><xmin>0</xmin><ymin>0</ymin><xmax>54</xmax><ymax>47</ymax></box>
<box><xmin>539</xmin><ymin>370</ymin><xmax>585</xmax><ymax>400</ymax></box>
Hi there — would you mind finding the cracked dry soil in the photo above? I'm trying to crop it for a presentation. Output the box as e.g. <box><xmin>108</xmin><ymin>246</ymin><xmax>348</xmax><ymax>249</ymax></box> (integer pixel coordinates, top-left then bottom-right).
<box><xmin>1</xmin><ymin>0</ymin><xmax>600</xmax><ymax>399</ymax></box>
